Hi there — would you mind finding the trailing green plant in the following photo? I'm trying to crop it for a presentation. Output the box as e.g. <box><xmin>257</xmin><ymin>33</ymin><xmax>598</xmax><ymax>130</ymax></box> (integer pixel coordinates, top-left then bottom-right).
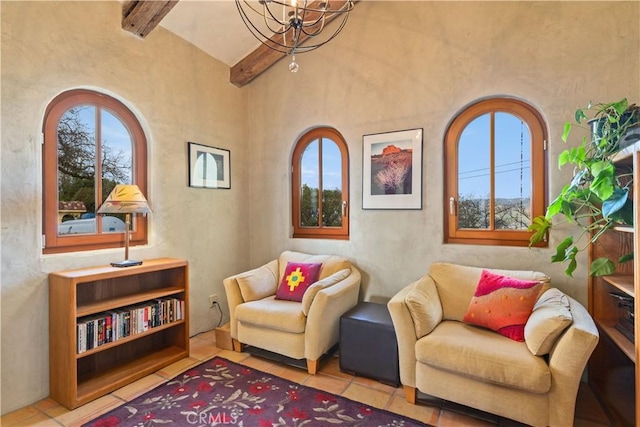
<box><xmin>529</xmin><ymin>99</ymin><xmax>639</xmax><ymax>277</ymax></box>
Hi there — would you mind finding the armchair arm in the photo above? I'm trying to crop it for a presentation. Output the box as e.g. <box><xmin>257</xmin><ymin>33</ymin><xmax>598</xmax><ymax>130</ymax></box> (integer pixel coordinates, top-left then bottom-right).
<box><xmin>388</xmin><ymin>274</ymin><xmax>442</xmax><ymax>388</ymax></box>
<box><xmin>305</xmin><ymin>267</ymin><xmax>361</xmax><ymax>360</ymax></box>
<box><xmin>547</xmin><ymin>296</ymin><xmax>599</xmax><ymax>427</ymax></box>
<box><xmin>388</xmin><ymin>280</ymin><xmax>421</xmax><ymax>388</ymax></box>
<box><xmin>223</xmin><ymin>259</ymin><xmax>278</xmax><ymax>339</ymax></box>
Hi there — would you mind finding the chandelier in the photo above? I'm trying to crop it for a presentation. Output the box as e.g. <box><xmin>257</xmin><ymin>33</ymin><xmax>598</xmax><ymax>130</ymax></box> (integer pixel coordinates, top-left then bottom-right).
<box><xmin>235</xmin><ymin>0</ymin><xmax>354</xmax><ymax>72</ymax></box>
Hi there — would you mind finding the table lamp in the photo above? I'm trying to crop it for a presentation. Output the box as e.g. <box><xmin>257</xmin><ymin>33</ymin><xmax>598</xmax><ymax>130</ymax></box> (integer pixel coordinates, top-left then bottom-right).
<box><xmin>97</xmin><ymin>184</ymin><xmax>151</xmax><ymax>267</ymax></box>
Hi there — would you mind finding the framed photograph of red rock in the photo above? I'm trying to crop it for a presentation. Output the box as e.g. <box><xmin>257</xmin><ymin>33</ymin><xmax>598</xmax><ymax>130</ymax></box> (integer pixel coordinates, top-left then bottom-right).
<box><xmin>362</xmin><ymin>128</ymin><xmax>423</xmax><ymax>209</ymax></box>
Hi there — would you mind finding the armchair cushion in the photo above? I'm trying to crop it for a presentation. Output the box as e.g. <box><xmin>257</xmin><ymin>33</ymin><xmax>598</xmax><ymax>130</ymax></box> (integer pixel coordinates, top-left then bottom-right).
<box><xmin>275</xmin><ymin>262</ymin><xmax>322</xmax><ymax>302</ymax></box>
<box><xmin>236</xmin><ymin>260</ymin><xmax>278</xmax><ymax>302</ymax></box>
<box><xmin>462</xmin><ymin>270</ymin><xmax>544</xmax><ymax>341</ymax></box>
<box><xmin>235</xmin><ymin>296</ymin><xmax>306</xmax><ymax>333</ymax></box>
<box><xmin>404</xmin><ymin>276</ymin><xmax>443</xmax><ymax>338</ymax></box>
<box><xmin>417</xmin><ymin>321</ymin><xmax>551</xmax><ymax>393</ymax></box>
<box><xmin>524</xmin><ymin>288</ymin><xmax>573</xmax><ymax>355</ymax></box>
<box><xmin>301</xmin><ymin>268</ymin><xmax>351</xmax><ymax>315</ymax></box>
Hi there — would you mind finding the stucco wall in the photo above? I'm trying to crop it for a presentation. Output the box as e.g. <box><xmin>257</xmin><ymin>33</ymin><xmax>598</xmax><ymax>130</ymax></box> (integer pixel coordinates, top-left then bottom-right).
<box><xmin>1</xmin><ymin>0</ymin><xmax>639</xmax><ymax>416</ymax></box>
<box><xmin>245</xmin><ymin>1</ymin><xmax>640</xmax><ymax>301</ymax></box>
<box><xmin>1</xmin><ymin>1</ymin><xmax>248</xmax><ymax>414</ymax></box>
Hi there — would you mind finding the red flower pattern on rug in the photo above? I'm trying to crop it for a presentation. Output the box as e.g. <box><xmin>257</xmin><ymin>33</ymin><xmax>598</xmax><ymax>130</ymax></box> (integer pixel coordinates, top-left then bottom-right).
<box><xmin>84</xmin><ymin>357</ymin><xmax>431</xmax><ymax>427</ymax></box>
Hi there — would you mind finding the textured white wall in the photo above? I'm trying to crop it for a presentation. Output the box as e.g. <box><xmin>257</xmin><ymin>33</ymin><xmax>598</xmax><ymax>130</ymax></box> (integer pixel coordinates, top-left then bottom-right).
<box><xmin>244</xmin><ymin>1</ymin><xmax>640</xmax><ymax>302</ymax></box>
<box><xmin>1</xmin><ymin>1</ymin><xmax>249</xmax><ymax>414</ymax></box>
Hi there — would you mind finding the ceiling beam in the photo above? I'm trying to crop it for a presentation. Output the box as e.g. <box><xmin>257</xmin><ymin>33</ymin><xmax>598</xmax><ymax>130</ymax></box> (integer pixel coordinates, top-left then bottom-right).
<box><xmin>122</xmin><ymin>0</ymin><xmax>179</xmax><ymax>38</ymax></box>
<box><xmin>230</xmin><ymin>0</ymin><xmax>355</xmax><ymax>88</ymax></box>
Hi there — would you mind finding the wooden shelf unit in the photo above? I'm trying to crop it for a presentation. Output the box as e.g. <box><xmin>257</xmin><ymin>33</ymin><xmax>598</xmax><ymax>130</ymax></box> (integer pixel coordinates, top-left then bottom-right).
<box><xmin>49</xmin><ymin>257</ymin><xmax>189</xmax><ymax>409</ymax></box>
<box><xmin>588</xmin><ymin>143</ymin><xmax>639</xmax><ymax>426</ymax></box>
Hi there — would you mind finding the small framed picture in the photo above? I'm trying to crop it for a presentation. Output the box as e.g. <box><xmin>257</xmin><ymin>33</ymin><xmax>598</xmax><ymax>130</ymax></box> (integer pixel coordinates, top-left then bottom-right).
<box><xmin>362</xmin><ymin>128</ymin><xmax>423</xmax><ymax>209</ymax></box>
<box><xmin>188</xmin><ymin>142</ymin><xmax>231</xmax><ymax>189</ymax></box>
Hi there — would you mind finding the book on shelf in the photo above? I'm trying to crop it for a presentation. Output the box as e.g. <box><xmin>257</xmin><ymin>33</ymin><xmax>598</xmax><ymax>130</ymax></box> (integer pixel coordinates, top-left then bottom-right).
<box><xmin>76</xmin><ymin>297</ymin><xmax>184</xmax><ymax>354</ymax></box>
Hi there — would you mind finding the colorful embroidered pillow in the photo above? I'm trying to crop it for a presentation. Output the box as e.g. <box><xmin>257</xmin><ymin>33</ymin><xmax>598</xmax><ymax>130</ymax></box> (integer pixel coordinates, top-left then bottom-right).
<box><xmin>275</xmin><ymin>262</ymin><xmax>322</xmax><ymax>302</ymax></box>
<box><xmin>462</xmin><ymin>270</ymin><xmax>543</xmax><ymax>341</ymax></box>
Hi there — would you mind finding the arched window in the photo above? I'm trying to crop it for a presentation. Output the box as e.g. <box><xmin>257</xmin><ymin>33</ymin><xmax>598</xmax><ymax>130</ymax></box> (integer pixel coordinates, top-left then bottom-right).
<box><xmin>42</xmin><ymin>89</ymin><xmax>148</xmax><ymax>254</ymax></box>
<box><xmin>291</xmin><ymin>127</ymin><xmax>349</xmax><ymax>239</ymax></box>
<box><xmin>444</xmin><ymin>98</ymin><xmax>547</xmax><ymax>246</ymax></box>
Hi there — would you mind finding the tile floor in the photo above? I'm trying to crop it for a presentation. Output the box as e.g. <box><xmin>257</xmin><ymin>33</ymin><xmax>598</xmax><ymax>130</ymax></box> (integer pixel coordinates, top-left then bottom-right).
<box><xmin>1</xmin><ymin>330</ymin><xmax>612</xmax><ymax>426</ymax></box>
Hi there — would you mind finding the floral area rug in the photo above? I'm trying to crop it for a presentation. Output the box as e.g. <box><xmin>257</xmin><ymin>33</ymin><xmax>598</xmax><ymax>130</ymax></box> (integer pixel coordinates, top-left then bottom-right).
<box><xmin>84</xmin><ymin>356</ymin><xmax>431</xmax><ymax>427</ymax></box>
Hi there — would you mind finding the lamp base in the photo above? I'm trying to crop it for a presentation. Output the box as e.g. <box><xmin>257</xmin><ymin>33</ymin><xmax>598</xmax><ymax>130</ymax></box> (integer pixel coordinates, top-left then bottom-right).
<box><xmin>111</xmin><ymin>259</ymin><xmax>143</xmax><ymax>268</ymax></box>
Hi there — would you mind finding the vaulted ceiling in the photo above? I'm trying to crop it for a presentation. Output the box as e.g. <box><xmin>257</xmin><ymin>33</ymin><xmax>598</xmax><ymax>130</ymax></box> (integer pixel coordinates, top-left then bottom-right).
<box><xmin>122</xmin><ymin>0</ymin><xmax>355</xmax><ymax>88</ymax></box>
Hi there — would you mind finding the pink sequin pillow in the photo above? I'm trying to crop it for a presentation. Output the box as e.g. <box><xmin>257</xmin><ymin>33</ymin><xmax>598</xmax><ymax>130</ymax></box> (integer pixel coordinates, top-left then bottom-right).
<box><xmin>275</xmin><ymin>262</ymin><xmax>322</xmax><ymax>302</ymax></box>
<box><xmin>462</xmin><ymin>270</ymin><xmax>543</xmax><ymax>341</ymax></box>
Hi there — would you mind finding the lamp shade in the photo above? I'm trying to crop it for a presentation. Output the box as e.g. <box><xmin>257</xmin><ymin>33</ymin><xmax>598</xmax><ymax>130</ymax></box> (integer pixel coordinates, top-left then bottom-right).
<box><xmin>97</xmin><ymin>184</ymin><xmax>151</xmax><ymax>215</ymax></box>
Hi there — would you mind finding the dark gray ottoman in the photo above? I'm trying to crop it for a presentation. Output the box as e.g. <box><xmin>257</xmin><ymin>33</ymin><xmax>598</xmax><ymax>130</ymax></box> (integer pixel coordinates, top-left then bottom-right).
<box><xmin>339</xmin><ymin>302</ymin><xmax>400</xmax><ymax>386</ymax></box>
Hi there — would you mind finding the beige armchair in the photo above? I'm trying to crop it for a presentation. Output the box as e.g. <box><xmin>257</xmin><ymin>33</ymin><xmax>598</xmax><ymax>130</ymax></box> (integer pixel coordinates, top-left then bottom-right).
<box><xmin>223</xmin><ymin>251</ymin><xmax>361</xmax><ymax>374</ymax></box>
<box><xmin>388</xmin><ymin>262</ymin><xmax>599</xmax><ymax>427</ymax></box>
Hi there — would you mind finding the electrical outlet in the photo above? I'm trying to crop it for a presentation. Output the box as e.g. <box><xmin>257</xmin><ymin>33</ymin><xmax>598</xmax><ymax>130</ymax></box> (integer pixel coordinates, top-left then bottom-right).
<box><xmin>209</xmin><ymin>293</ymin><xmax>218</xmax><ymax>307</ymax></box>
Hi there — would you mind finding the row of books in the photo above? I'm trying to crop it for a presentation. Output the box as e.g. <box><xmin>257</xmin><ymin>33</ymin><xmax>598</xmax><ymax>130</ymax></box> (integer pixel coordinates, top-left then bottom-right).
<box><xmin>77</xmin><ymin>297</ymin><xmax>185</xmax><ymax>354</ymax></box>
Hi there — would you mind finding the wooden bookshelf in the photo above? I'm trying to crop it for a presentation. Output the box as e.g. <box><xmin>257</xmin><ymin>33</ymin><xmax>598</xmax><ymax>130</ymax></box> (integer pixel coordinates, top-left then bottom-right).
<box><xmin>49</xmin><ymin>258</ymin><xmax>189</xmax><ymax>409</ymax></box>
<box><xmin>588</xmin><ymin>143</ymin><xmax>639</xmax><ymax>426</ymax></box>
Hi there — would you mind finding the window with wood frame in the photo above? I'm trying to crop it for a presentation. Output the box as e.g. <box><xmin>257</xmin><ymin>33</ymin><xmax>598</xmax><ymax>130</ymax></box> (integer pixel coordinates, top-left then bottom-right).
<box><xmin>292</xmin><ymin>127</ymin><xmax>349</xmax><ymax>239</ymax></box>
<box><xmin>42</xmin><ymin>89</ymin><xmax>148</xmax><ymax>254</ymax></box>
<box><xmin>444</xmin><ymin>98</ymin><xmax>547</xmax><ymax>247</ymax></box>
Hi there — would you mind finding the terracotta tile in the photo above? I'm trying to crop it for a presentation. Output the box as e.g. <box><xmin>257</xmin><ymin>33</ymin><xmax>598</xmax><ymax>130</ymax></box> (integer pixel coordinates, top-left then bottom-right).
<box><xmin>32</xmin><ymin>398</ymin><xmax>61</xmax><ymax>413</ymax></box>
<box><xmin>242</xmin><ymin>357</ymin><xmax>296</xmax><ymax>379</ymax></box>
<box><xmin>0</xmin><ymin>406</ymin><xmax>41</xmax><ymax>426</ymax></box>
<box><xmin>194</xmin><ymin>329</ymin><xmax>217</xmax><ymax>343</ymax></box>
<box><xmin>351</xmin><ymin>375</ymin><xmax>398</xmax><ymax>394</ymax></box>
<box><xmin>303</xmin><ymin>373</ymin><xmax>350</xmax><ymax>396</ymax></box>
<box><xmin>111</xmin><ymin>374</ymin><xmax>166</xmax><ymax>401</ymax></box>
<box><xmin>10</xmin><ymin>412</ymin><xmax>59</xmax><ymax>427</ymax></box>
<box><xmin>341</xmin><ymin>382</ymin><xmax>392</xmax><ymax>409</ymax></box>
<box><xmin>318</xmin><ymin>356</ymin><xmax>353</xmax><ymax>380</ymax></box>
<box><xmin>278</xmin><ymin>365</ymin><xmax>311</xmax><ymax>384</ymax></box>
<box><xmin>41</xmin><ymin>403</ymin><xmax>69</xmax><ymax>419</ymax></box>
<box><xmin>385</xmin><ymin>395</ymin><xmax>440</xmax><ymax>425</ymax></box>
<box><xmin>189</xmin><ymin>337</ymin><xmax>222</xmax><ymax>361</ymax></box>
<box><xmin>214</xmin><ymin>349</ymin><xmax>251</xmax><ymax>363</ymax></box>
<box><xmin>53</xmin><ymin>395</ymin><xmax>123</xmax><ymax>427</ymax></box>
<box><xmin>155</xmin><ymin>356</ymin><xmax>201</xmax><ymax>378</ymax></box>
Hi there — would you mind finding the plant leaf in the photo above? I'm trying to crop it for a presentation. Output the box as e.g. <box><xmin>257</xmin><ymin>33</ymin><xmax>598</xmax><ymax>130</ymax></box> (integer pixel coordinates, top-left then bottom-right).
<box><xmin>545</xmin><ymin>192</ymin><xmax>566</xmax><ymax>218</ymax></box>
<box><xmin>589</xmin><ymin>163</ymin><xmax>615</xmax><ymax>201</ymax></box>
<box><xmin>609</xmin><ymin>198</ymin><xmax>634</xmax><ymax>225</ymax></box>
<box><xmin>611</xmin><ymin>98</ymin><xmax>629</xmax><ymax>115</ymax></box>
<box><xmin>619</xmin><ymin>252</ymin><xmax>634</xmax><ymax>263</ymax></box>
<box><xmin>558</xmin><ymin>149</ymin><xmax>570</xmax><ymax>167</ymax></box>
<box><xmin>590</xmin><ymin>257</ymin><xmax>616</xmax><ymax>276</ymax></box>
<box><xmin>602</xmin><ymin>187</ymin><xmax>629</xmax><ymax>218</ymax></box>
<box><xmin>561</xmin><ymin>200</ymin><xmax>575</xmax><ymax>219</ymax></box>
<box><xmin>551</xmin><ymin>237</ymin><xmax>574</xmax><ymax>263</ymax></box>
<box><xmin>559</xmin><ymin>145</ymin><xmax>586</xmax><ymax>168</ymax></box>
<box><xmin>528</xmin><ymin>216</ymin><xmax>550</xmax><ymax>246</ymax></box>
<box><xmin>565</xmin><ymin>247</ymin><xmax>578</xmax><ymax>277</ymax></box>
<box><xmin>562</xmin><ymin>122</ymin><xmax>572</xmax><ymax>142</ymax></box>
<box><xmin>568</xmin><ymin>169</ymin><xmax>588</xmax><ymax>194</ymax></box>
